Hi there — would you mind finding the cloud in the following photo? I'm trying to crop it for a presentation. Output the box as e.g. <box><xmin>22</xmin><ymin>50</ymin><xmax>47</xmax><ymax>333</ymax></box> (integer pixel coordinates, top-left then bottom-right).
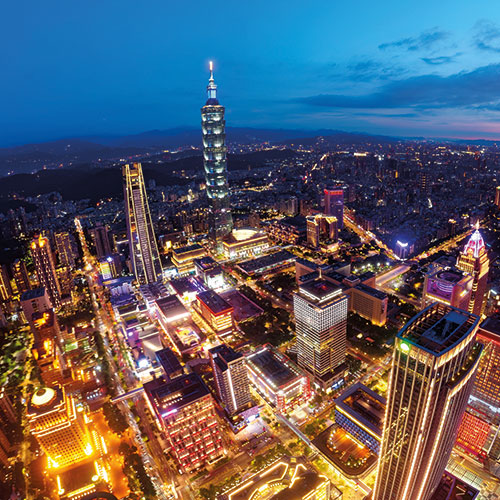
<box><xmin>421</xmin><ymin>53</ymin><xmax>460</xmax><ymax>65</ymax></box>
<box><xmin>296</xmin><ymin>64</ymin><xmax>500</xmax><ymax>111</ymax></box>
<box><xmin>379</xmin><ymin>28</ymin><xmax>449</xmax><ymax>52</ymax></box>
<box><xmin>346</xmin><ymin>59</ymin><xmax>406</xmax><ymax>81</ymax></box>
<box><xmin>473</xmin><ymin>20</ymin><xmax>500</xmax><ymax>53</ymax></box>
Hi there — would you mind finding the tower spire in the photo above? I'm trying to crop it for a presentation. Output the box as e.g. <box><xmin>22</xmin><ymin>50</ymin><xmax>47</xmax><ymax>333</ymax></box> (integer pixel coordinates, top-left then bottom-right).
<box><xmin>207</xmin><ymin>61</ymin><xmax>217</xmax><ymax>102</ymax></box>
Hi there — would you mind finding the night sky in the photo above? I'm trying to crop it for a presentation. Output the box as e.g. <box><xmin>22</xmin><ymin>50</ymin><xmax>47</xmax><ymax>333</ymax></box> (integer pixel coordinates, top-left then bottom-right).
<box><xmin>3</xmin><ymin>0</ymin><xmax>500</xmax><ymax>145</ymax></box>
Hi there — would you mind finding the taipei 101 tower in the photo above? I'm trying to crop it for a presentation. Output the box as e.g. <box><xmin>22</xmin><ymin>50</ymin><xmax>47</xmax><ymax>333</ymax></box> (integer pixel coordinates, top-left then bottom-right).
<box><xmin>201</xmin><ymin>61</ymin><xmax>233</xmax><ymax>245</ymax></box>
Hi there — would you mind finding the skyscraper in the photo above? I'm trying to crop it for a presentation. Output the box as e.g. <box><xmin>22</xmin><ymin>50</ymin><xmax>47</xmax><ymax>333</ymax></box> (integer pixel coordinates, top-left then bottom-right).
<box><xmin>27</xmin><ymin>385</ymin><xmax>93</xmax><ymax>469</ymax></box>
<box><xmin>201</xmin><ymin>62</ymin><xmax>233</xmax><ymax>243</ymax></box>
<box><xmin>11</xmin><ymin>258</ymin><xmax>31</xmax><ymax>294</ymax></box>
<box><xmin>324</xmin><ymin>187</ymin><xmax>344</xmax><ymax>229</ymax></box>
<box><xmin>54</xmin><ymin>231</ymin><xmax>77</xmax><ymax>269</ymax></box>
<box><xmin>209</xmin><ymin>344</ymin><xmax>251</xmax><ymax>415</ymax></box>
<box><xmin>89</xmin><ymin>224</ymin><xmax>114</xmax><ymax>259</ymax></box>
<box><xmin>31</xmin><ymin>235</ymin><xmax>61</xmax><ymax>308</ymax></box>
<box><xmin>0</xmin><ymin>264</ymin><xmax>12</xmax><ymax>301</ymax></box>
<box><xmin>456</xmin><ymin>226</ymin><xmax>489</xmax><ymax>317</ymax></box>
<box><xmin>123</xmin><ymin>162</ymin><xmax>162</xmax><ymax>284</ymax></box>
<box><xmin>495</xmin><ymin>185</ymin><xmax>500</xmax><ymax>208</ymax></box>
<box><xmin>294</xmin><ymin>279</ymin><xmax>348</xmax><ymax>389</ymax></box>
<box><xmin>374</xmin><ymin>304</ymin><xmax>482</xmax><ymax>500</ymax></box>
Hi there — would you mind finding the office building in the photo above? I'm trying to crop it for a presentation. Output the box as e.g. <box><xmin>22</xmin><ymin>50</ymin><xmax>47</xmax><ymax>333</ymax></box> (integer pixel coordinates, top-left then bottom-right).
<box><xmin>333</xmin><ymin>382</ymin><xmax>385</xmax><ymax>454</ymax></box>
<box><xmin>456</xmin><ymin>226</ymin><xmax>489</xmax><ymax>316</ymax></box>
<box><xmin>54</xmin><ymin>232</ymin><xmax>77</xmax><ymax>269</ymax></box>
<box><xmin>98</xmin><ymin>255</ymin><xmax>122</xmax><ymax>281</ymax></box>
<box><xmin>201</xmin><ymin>62</ymin><xmax>233</xmax><ymax>243</ymax></box>
<box><xmin>123</xmin><ymin>162</ymin><xmax>162</xmax><ymax>284</ymax></box>
<box><xmin>472</xmin><ymin>317</ymin><xmax>500</xmax><ymax>408</ymax></box>
<box><xmin>27</xmin><ymin>385</ymin><xmax>93</xmax><ymax>470</ymax></box>
<box><xmin>324</xmin><ymin>187</ymin><xmax>344</xmax><ymax>229</ymax></box>
<box><xmin>345</xmin><ymin>283</ymin><xmax>388</xmax><ymax>327</ymax></box>
<box><xmin>294</xmin><ymin>279</ymin><xmax>348</xmax><ymax>388</ymax></box>
<box><xmin>307</xmin><ymin>214</ymin><xmax>338</xmax><ymax>248</ymax></box>
<box><xmin>0</xmin><ymin>387</ymin><xmax>16</xmax><ymax>425</ymax></box>
<box><xmin>155</xmin><ymin>347</ymin><xmax>184</xmax><ymax>380</ymax></box>
<box><xmin>20</xmin><ymin>287</ymin><xmax>53</xmax><ymax>324</ymax></box>
<box><xmin>495</xmin><ymin>186</ymin><xmax>500</xmax><ymax>209</ymax></box>
<box><xmin>222</xmin><ymin>228</ymin><xmax>269</xmax><ymax>260</ymax></box>
<box><xmin>423</xmin><ymin>267</ymin><xmax>472</xmax><ymax>310</ymax></box>
<box><xmin>12</xmin><ymin>258</ymin><xmax>30</xmax><ymax>294</ymax></box>
<box><xmin>89</xmin><ymin>224</ymin><xmax>114</xmax><ymax>259</ymax></box>
<box><xmin>144</xmin><ymin>373</ymin><xmax>223</xmax><ymax>472</ymax></box>
<box><xmin>31</xmin><ymin>235</ymin><xmax>62</xmax><ymax>308</ymax></box>
<box><xmin>0</xmin><ymin>264</ymin><xmax>11</xmax><ymax>301</ymax></box>
<box><xmin>266</xmin><ymin>215</ymin><xmax>307</xmax><ymax>245</ymax></box>
<box><xmin>209</xmin><ymin>344</ymin><xmax>251</xmax><ymax>415</ymax></box>
<box><xmin>246</xmin><ymin>345</ymin><xmax>310</xmax><ymax>413</ymax></box>
<box><xmin>194</xmin><ymin>256</ymin><xmax>224</xmax><ymax>289</ymax></box>
<box><xmin>172</xmin><ymin>244</ymin><xmax>206</xmax><ymax>276</ymax></box>
<box><xmin>196</xmin><ymin>290</ymin><xmax>234</xmax><ymax>336</ymax></box>
<box><xmin>374</xmin><ymin>304</ymin><xmax>482</xmax><ymax>500</ymax></box>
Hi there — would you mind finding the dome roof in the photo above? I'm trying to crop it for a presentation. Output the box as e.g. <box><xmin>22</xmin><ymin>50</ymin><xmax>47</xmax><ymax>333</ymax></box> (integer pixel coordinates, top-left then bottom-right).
<box><xmin>31</xmin><ymin>387</ymin><xmax>56</xmax><ymax>407</ymax></box>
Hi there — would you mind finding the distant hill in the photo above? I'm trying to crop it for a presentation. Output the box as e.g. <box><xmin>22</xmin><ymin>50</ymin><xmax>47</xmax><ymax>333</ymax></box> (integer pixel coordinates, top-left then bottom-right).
<box><xmin>0</xmin><ymin>149</ymin><xmax>296</xmax><ymax>203</ymax></box>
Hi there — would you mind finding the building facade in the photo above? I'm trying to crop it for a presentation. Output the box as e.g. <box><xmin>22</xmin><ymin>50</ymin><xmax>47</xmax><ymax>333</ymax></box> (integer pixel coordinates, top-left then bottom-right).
<box><xmin>201</xmin><ymin>62</ymin><xmax>233</xmax><ymax>243</ymax></box>
<box><xmin>123</xmin><ymin>162</ymin><xmax>163</xmax><ymax>284</ymax></box>
<box><xmin>54</xmin><ymin>232</ymin><xmax>77</xmax><ymax>269</ymax></box>
<box><xmin>374</xmin><ymin>304</ymin><xmax>482</xmax><ymax>500</ymax></box>
<box><xmin>294</xmin><ymin>279</ymin><xmax>348</xmax><ymax>388</ymax></box>
<box><xmin>31</xmin><ymin>235</ymin><xmax>62</xmax><ymax>308</ymax></box>
<box><xmin>209</xmin><ymin>344</ymin><xmax>251</xmax><ymax>415</ymax></box>
<box><xmin>27</xmin><ymin>386</ymin><xmax>93</xmax><ymax>470</ymax></box>
<box><xmin>90</xmin><ymin>224</ymin><xmax>114</xmax><ymax>259</ymax></box>
<box><xmin>324</xmin><ymin>187</ymin><xmax>344</xmax><ymax>229</ymax></box>
<box><xmin>456</xmin><ymin>227</ymin><xmax>489</xmax><ymax>317</ymax></box>
<box><xmin>0</xmin><ymin>264</ymin><xmax>12</xmax><ymax>302</ymax></box>
<box><xmin>144</xmin><ymin>373</ymin><xmax>223</xmax><ymax>472</ymax></box>
<box><xmin>11</xmin><ymin>258</ymin><xmax>30</xmax><ymax>295</ymax></box>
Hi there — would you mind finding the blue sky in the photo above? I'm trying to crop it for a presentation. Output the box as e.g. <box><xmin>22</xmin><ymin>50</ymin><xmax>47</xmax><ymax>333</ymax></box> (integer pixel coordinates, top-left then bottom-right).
<box><xmin>2</xmin><ymin>0</ymin><xmax>500</xmax><ymax>145</ymax></box>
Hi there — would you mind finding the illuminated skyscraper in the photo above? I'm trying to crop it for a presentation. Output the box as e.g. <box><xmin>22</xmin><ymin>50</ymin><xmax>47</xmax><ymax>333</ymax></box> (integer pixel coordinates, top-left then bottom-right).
<box><xmin>90</xmin><ymin>224</ymin><xmax>114</xmax><ymax>259</ymax></box>
<box><xmin>209</xmin><ymin>344</ymin><xmax>251</xmax><ymax>415</ymax></box>
<box><xmin>54</xmin><ymin>232</ymin><xmax>77</xmax><ymax>269</ymax></box>
<box><xmin>324</xmin><ymin>187</ymin><xmax>344</xmax><ymax>229</ymax></box>
<box><xmin>27</xmin><ymin>385</ymin><xmax>93</xmax><ymax>469</ymax></box>
<box><xmin>201</xmin><ymin>62</ymin><xmax>233</xmax><ymax>243</ymax></box>
<box><xmin>294</xmin><ymin>279</ymin><xmax>348</xmax><ymax>389</ymax></box>
<box><xmin>374</xmin><ymin>304</ymin><xmax>482</xmax><ymax>500</ymax></box>
<box><xmin>11</xmin><ymin>258</ymin><xmax>30</xmax><ymax>295</ymax></box>
<box><xmin>0</xmin><ymin>264</ymin><xmax>11</xmax><ymax>301</ymax></box>
<box><xmin>123</xmin><ymin>162</ymin><xmax>162</xmax><ymax>284</ymax></box>
<box><xmin>456</xmin><ymin>226</ymin><xmax>489</xmax><ymax>317</ymax></box>
<box><xmin>31</xmin><ymin>235</ymin><xmax>61</xmax><ymax>308</ymax></box>
<box><xmin>495</xmin><ymin>186</ymin><xmax>500</xmax><ymax>208</ymax></box>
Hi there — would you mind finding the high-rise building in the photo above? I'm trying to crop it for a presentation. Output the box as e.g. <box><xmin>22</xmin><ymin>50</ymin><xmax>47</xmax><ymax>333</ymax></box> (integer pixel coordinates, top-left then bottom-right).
<box><xmin>201</xmin><ymin>62</ymin><xmax>233</xmax><ymax>243</ymax></box>
<box><xmin>20</xmin><ymin>287</ymin><xmax>53</xmax><ymax>325</ymax></box>
<box><xmin>123</xmin><ymin>162</ymin><xmax>162</xmax><ymax>284</ymax></box>
<box><xmin>31</xmin><ymin>235</ymin><xmax>61</xmax><ymax>308</ymax></box>
<box><xmin>27</xmin><ymin>385</ymin><xmax>93</xmax><ymax>469</ymax></box>
<box><xmin>374</xmin><ymin>304</ymin><xmax>482</xmax><ymax>500</ymax></box>
<box><xmin>11</xmin><ymin>259</ymin><xmax>30</xmax><ymax>295</ymax></box>
<box><xmin>306</xmin><ymin>215</ymin><xmax>321</xmax><ymax>248</ymax></box>
<box><xmin>294</xmin><ymin>279</ymin><xmax>348</xmax><ymax>389</ymax></box>
<box><xmin>54</xmin><ymin>232</ymin><xmax>77</xmax><ymax>269</ymax></box>
<box><xmin>456</xmin><ymin>226</ymin><xmax>489</xmax><ymax>317</ymax></box>
<box><xmin>89</xmin><ymin>224</ymin><xmax>114</xmax><ymax>259</ymax></box>
<box><xmin>495</xmin><ymin>185</ymin><xmax>500</xmax><ymax>208</ymax></box>
<box><xmin>144</xmin><ymin>373</ymin><xmax>223</xmax><ymax>473</ymax></box>
<box><xmin>197</xmin><ymin>291</ymin><xmax>234</xmax><ymax>336</ymax></box>
<box><xmin>209</xmin><ymin>344</ymin><xmax>251</xmax><ymax>415</ymax></box>
<box><xmin>472</xmin><ymin>317</ymin><xmax>500</xmax><ymax>409</ymax></box>
<box><xmin>324</xmin><ymin>187</ymin><xmax>344</xmax><ymax>229</ymax></box>
<box><xmin>0</xmin><ymin>264</ymin><xmax>12</xmax><ymax>301</ymax></box>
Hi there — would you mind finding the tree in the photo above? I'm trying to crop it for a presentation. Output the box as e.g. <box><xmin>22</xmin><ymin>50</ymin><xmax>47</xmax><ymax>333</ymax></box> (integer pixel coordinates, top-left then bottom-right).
<box><xmin>103</xmin><ymin>402</ymin><xmax>128</xmax><ymax>435</ymax></box>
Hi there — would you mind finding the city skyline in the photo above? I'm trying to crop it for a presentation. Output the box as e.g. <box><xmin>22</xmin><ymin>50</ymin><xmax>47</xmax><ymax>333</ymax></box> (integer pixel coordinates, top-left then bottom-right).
<box><xmin>4</xmin><ymin>1</ymin><xmax>500</xmax><ymax>146</ymax></box>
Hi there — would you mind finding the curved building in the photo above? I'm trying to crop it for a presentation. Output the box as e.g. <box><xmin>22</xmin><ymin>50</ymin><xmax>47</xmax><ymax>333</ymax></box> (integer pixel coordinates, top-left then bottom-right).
<box><xmin>374</xmin><ymin>304</ymin><xmax>482</xmax><ymax>500</ymax></box>
<box><xmin>201</xmin><ymin>62</ymin><xmax>233</xmax><ymax>243</ymax></box>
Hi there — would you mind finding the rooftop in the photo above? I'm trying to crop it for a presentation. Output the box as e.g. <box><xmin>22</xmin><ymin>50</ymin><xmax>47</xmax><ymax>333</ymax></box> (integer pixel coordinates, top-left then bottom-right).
<box><xmin>144</xmin><ymin>373</ymin><xmax>210</xmax><ymax>415</ymax></box>
<box><xmin>194</xmin><ymin>256</ymin><xmax>219</xmax><ymax>270</ymax></box>
<box><xmin>197</xmin><ymin>290</ymin><xmax>233</xmax><ymax>314</ymax></box>
<box><xmin>238</xmin><ymin>250</ymin><xmax>295</xmax><ymax>274</ymax></box>
<box><xmin>155</xmin><ymin>295</ymin><xmax>189</xmax><ymax>321</ymax></box>
<box><xmin>355</xmin><ymin>283</ymin><xmax>387</xmax><ymax>300</ymax></box>
<box><xmin>209</xmin><ymin>344</ymin><xmax>243</xmax><ymax>367</ymax></box>
<box><xmin>399</xmin><ymin>303</ymin><xmax>480</xmax><ymax>356</ymax></box>
<box><xmin>20</xmin><ymin>287</ymin><xmax>46</xmax><ymax>301</ymax></box>
<box><xmin>246</xmin><ymin>347</ymin><xmax>302</xmax><ymax>389</ymax></box>
<box><xmin>334</xmin><ymin>382</ymin><xmax>386</xmax><ymax>437</ymax></box>
<box><xmin>298</xmin><ymin>278</ymin><xmax>344</xmax><ymax>304</ymax></box>
<box><xmin>169</xmin><ymin>276</ymin><xmax>206</xmax><ymax>296</ymax></box>
<box><xmin>172</xmin><ymin>244</ymin><xmax>204</xmax><ymax>256</ymax></box>
<box><xmin>155</xmin><ymin>348</ymin><xmax>183</xmax><ymax>378</ymax></box>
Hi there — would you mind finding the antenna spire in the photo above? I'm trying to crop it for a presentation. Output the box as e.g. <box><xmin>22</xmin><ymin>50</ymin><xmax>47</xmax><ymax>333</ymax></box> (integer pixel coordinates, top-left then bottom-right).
<box><xmin>209</xmin><ymin>60</ymin><xmax>214</xmax><ymax>81</ymax></box>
